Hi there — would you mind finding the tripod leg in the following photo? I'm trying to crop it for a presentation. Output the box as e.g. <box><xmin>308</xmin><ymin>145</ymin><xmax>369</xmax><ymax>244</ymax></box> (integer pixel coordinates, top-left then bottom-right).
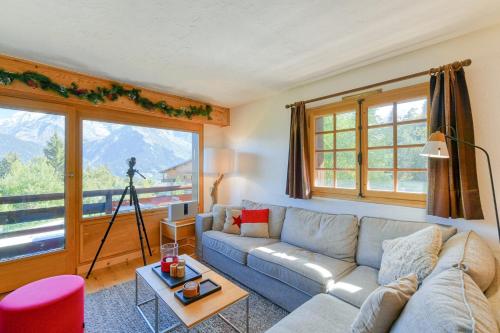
<box><xmin>133</xmin><ymin>189</ymin><xmax>153</xmax><ymax>256</ymax></box>
<box><xmin>132</xmin><ymin>186</ymin><xmax>147</xmax><ymax>266</ymax></box>
<box><xmin>86</xmin><ymin>187</ymin><xmax>129</xmax><ymax>279</ymax></box>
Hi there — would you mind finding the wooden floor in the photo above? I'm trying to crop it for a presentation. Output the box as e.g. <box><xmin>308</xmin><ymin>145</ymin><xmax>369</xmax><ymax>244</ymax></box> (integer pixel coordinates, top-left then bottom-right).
<box><xmin>0</xmin><ymin>251</ymin><xmax>198</xmax><ymax>299</ymax></box>
<box><xmin>0</xmin><ymin>255</ymin><xmax>161</xmax><ymax>300</ymax></box>
<box><xmin>84</xmin><ymin>254</ymin><xmax>161</xmax><ymax>294</ymax></box>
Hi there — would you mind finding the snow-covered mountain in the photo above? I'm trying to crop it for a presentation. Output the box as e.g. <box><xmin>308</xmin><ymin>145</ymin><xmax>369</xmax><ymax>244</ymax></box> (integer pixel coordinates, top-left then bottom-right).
<box><xmin>0</xmin><ymin>109</ymin><xmax>194</xmax><ymax>180</ymax></box>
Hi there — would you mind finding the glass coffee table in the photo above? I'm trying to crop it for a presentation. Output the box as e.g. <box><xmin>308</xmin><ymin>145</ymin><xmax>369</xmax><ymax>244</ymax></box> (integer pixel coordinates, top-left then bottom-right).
<box><xmin>135</xmin><ymin>255</ymin><xmax>249</xmax><ymax>333</ymax></box>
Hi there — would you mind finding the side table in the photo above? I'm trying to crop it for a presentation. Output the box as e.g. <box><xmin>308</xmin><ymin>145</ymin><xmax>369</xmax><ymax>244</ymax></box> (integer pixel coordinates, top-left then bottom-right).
<box><xmin>160</xmin><ymin>218</ymin><xmax>196</xmax><ymax>256</ymax></box>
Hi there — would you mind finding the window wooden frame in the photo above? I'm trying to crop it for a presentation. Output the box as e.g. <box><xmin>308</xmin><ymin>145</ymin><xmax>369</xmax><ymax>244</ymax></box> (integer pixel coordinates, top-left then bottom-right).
<box><xmin>361</xmin><ymin>83</ymin><xmax>429</xmax><ymax>206</ymax></box>
<box><xmin>77</xmin><ymin>106</ymin><xmax>203</xmax><ymax>222</ymax></box>
<box><xmin>75</xmin><ymin>106</ymin><xmax>204</xmax><ymax>268</ymax></box>
<box><xmin>308</xmin><ymin>100</ymin><xmax>360</xmax><ymax>197</ymax></box>
<box><xmin>308</xmin><ymin>83</ymin><xmax>429</xmax><ymax>207</ymax></box>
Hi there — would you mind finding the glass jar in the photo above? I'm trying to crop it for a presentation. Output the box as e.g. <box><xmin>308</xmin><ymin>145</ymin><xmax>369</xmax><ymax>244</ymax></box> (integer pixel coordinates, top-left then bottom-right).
<box><xmin>160</xmin><ymin>243</ymin><xmax>179</xmax><ymax>273</ymax></box>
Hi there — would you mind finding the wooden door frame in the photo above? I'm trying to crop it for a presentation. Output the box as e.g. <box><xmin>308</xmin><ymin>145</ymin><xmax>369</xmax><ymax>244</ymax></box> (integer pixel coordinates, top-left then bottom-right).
<box><xmin>0</xmin><ymin>95</ymin><xmax>78</xmax><ymax>293</ymax></box>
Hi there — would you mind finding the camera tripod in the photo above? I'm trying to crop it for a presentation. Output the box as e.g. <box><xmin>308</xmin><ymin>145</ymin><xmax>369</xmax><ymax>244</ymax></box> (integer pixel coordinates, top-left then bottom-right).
<box><xmin>86</xmin><ymin>157</ymin><xmax>153</xmax><ymax>279</ymax></box>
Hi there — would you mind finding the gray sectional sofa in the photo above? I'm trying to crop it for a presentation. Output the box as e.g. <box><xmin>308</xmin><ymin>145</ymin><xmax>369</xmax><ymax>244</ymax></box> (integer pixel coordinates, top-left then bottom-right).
<box><xmin>195</xmin><ymin>200</ymin><xmax>500</xmax><ymax>332</ymax></box>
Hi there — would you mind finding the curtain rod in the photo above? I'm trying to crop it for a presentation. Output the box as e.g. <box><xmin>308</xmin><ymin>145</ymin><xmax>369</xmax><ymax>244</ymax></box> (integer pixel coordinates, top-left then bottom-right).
<box><xmin>285</xmin><ymin>59</ymin><xmax>472</xmax><ymax>109</ymax></box>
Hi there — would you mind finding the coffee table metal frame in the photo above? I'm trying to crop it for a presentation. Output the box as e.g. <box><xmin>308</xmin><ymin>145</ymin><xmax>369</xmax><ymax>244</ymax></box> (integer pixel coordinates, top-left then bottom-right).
<box><xmin>135</xmin><ymin>271</ymin><xmax>249</xmax><ymax>333</ymax></box>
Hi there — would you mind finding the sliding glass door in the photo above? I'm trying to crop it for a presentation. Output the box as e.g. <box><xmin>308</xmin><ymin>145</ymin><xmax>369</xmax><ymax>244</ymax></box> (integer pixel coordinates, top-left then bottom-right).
<box><xmin>0</xmin><ymin>98</ymin><xmax>76</xmax><ymax>292</ymax></box>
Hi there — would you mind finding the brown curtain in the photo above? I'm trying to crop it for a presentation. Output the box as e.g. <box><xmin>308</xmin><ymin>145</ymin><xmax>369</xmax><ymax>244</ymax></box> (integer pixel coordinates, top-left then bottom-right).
<box><xmin>286</xmin><ymin>102</ymin><xmax>312</xmax><ymax>199</ymax></box>
<box><xmin>428</xmin><ymin>66</ymin><xmax>483</xmax><ymax>219</ymax></box>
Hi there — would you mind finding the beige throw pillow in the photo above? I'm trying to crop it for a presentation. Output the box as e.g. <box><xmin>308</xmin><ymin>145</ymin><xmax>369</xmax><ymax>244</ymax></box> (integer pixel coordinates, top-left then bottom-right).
<box><xmin>222</xmin><ymin>208</ymin><xmax>242</xmax><ymax>235</ymax></box>
<box><xmin>391</xmin><ymin>269</ymin><xmax>498</xmax><ymax>333</ymax></box>
<box><xmin>425</xmin><ymin>231</ymin><xmax>496</xmax><ymax>292</ymax></box>
<box><xmin>211</xmin><ymin>204</ymin><xmax>242</xmax><ymax>231</ymax></box>
<box><xmin>351</xmin><ymin>274</ymin><xmax>418</xmax><ymax>333</ymax></box>
<box><xmin>379</xmin><ymin>226</ymin><xmax>442</xmax><ymax>285</ymax></box>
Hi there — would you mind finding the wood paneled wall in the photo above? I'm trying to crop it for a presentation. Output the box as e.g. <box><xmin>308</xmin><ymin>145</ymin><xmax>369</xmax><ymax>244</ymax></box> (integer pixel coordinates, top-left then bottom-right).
<box><xmin>78</xmin><ymin>210</ymin><xmax>165</xmax><ymax>274</ymax></box>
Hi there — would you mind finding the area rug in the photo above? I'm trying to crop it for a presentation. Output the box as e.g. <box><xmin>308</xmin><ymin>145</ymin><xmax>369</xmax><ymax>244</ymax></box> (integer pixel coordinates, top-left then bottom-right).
<box><xmin>84</xmin><ymin>277</ymin><xmax>288</xmax><ymax>332</ymax></box>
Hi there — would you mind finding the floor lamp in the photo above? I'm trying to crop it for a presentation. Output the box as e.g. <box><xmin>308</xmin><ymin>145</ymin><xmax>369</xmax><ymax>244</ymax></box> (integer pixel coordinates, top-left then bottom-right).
<box><xmin>420</xmin><ymin>130</ymin><xmax>500</xmax><ymax>242</ymax></box>
<box><xmin>204</xmin><ymin>148</ymin><xmax>234</xmax><ymax>211</ymax></box>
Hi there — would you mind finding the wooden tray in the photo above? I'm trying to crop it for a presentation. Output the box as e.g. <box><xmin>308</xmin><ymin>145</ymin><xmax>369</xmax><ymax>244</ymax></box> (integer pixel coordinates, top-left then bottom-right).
<box><xmin>152</xmin><ymin>264</ymin><xmax>202</xmax><ymax>289</ymax></box>
<box><xmin>174</xmin><ymin>279</ymin><xmax>222</xmax><ymax>305</ymax></box>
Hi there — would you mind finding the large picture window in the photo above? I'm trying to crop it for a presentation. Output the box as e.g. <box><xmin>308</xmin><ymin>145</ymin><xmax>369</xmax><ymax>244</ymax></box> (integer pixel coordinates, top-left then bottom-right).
<box><xmin>82</xmin><ymin>120</ymin><xmax>199</xmax><ymax>218</ymax></box>
<box><xmin>309</xmin><ymin>83</ymin><xmax>429</xmax><ymax>206</ymax></box>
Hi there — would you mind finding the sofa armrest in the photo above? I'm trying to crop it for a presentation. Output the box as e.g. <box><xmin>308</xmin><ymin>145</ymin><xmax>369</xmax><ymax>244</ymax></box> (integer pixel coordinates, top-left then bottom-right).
<box><xmin>195</xmin><ymin>213</ymin><xmax>213</xmax><ymax>259</ymax></box>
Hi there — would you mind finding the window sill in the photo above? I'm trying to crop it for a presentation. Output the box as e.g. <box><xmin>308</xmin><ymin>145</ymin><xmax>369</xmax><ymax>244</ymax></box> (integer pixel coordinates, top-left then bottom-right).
<box><xmin>311</xmin><ymin>190</ymin><xmax>426</xmax><ymax>208</ymax></box>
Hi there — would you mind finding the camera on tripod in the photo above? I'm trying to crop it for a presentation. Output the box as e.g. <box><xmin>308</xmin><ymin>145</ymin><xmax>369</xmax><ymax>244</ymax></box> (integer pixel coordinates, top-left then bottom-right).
<box><xmin>127</xmin><ymin>157</ymin><xmax>145</xmax><ymax>180</ymax></box>
<box><xmin>86</xmin><ymin>157</ymin><xmax>152</xmax><ymax>278</ymax></box>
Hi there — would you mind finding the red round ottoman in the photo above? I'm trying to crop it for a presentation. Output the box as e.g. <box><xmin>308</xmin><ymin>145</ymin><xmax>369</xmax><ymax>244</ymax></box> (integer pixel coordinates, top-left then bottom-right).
<box><xmin>0</xmin><ymin>275</ymin><xmax>84</xmax><ymax>333</ymax></box>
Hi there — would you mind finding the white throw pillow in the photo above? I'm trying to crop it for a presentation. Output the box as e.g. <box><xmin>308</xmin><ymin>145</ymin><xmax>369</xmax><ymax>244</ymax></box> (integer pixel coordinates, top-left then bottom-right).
<box><xmin>222</xmin><ymin>208</ymin><xmax>242</xmax><ymax>235</ymax></box>
<box><xmin>378</xmin><ymin>226</ymin><xmax>442</xmax><ymax>285</ymax></box>
<box><xmin>351</xmin><ymin>274</ymin><xmax>418</xmax><ymax>333</ymax></box>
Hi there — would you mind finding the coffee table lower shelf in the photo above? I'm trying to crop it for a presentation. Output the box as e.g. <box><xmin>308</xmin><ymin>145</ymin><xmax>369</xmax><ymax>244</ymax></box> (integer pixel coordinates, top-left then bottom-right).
<box><xmin>135</xmin><ymin>268</ymin><xmax>249</xmax><ymax>333</ymax></box>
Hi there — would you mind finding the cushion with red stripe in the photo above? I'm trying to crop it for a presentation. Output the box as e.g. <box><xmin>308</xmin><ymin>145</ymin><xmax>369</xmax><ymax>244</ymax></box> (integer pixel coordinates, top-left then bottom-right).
<box><xmin>240</xmin><ymin>209</ymin><xmax>270</xmax><ymax>238</ymax></box>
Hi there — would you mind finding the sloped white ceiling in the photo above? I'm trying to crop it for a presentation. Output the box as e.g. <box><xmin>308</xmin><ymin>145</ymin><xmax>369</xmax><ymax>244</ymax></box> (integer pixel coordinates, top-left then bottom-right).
<box><xmin>1</xmin><ymin>0</ymin><xmax>500</xmax><ymax>107</ymax></box>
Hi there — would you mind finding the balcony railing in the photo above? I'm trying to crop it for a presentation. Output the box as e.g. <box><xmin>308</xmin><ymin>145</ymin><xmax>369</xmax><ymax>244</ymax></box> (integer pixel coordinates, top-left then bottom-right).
<box><xmin>0</xmin><ymin>185</ymin><xmax>192</xmax><ymax>261</ymax></box>
<box><xmin>0</xmin><ymin>185</ymin><xmax>192</xmax><ymax>239</ymax></box>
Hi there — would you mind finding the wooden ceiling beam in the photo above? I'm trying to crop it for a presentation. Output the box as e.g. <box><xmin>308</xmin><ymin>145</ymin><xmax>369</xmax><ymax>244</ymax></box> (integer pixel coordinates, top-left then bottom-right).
<box><xmin>0</xmin><ymin>54</ymin><xmax>230</xmax><ymax>127</ymax></box>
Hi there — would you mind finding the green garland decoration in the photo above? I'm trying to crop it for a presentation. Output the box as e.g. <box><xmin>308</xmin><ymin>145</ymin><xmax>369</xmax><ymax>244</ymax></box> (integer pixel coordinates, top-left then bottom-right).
<box><xmin>0</xmin><ymin>69</ymin><xmax>212</xmax><ymax>120</ymax></box>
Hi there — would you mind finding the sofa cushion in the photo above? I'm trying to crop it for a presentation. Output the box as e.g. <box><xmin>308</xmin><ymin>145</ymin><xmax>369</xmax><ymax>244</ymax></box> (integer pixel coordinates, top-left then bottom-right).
<box><xmin>248</xmin><ymin>242</ymin><xmax>356</xmax><ymax>295</ymax></box>
<box><xmin>280</xmin><ymin>207</ymin><xmax>358</xmax><ymax>262</ymax></box>
<box><xmin>266</xmin><ymin>294</ymin><xmax>359</xmax><ymax>333</ymax></box>
<box><xmin>356</xmin><ymin>217</ymin><xmax>457</xmax><ymax>269</ymax></box>
<box><xmin>426</xmin><ymin>231</ymin><xmax>496</xmax><ymax>292</ymax></box>
<box><xmin>202</xmin><ymin>230</ymin><xmax>278</xmax><ymax>264</ymax></box>
<box><xmin>330</xmin><ymin>265</ymin><xmax>380</xmax><ymax>308</ymax></box>
<box><xmin>391</xmin><ymin>268</ymin><xmax>498</xmax><ymax>333</ymax></box>
<box><xmin>352</xmin><ymin>274</ymin><xmax>418</xmax><ymax>333</ymax></box>
<box><xmin>379</xmin><ymin>226</ymin><xmax>442</xmax><ymax>285</ymax></box>
<box><xmin>242</xmin><ymin>200</ymin><xmax>286</xmax><ymax>239</ymax></box>
<box><xmin>212</xmin><ymin>204</ymin><xmax>242</xmax><ymax>231</ymax></box>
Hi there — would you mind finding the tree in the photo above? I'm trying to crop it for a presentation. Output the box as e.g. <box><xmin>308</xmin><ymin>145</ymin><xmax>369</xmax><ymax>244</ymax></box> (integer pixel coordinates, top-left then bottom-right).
<box><xmin>82</xmin><ymin>165</ymin><xmax>124</xmax><ymax>191</ymax></box>
<box><xmin>43</xmin><ymin>133</ymin><xmax>65</xmax><ymax>178</ymax></box>
<box><xmin>0</xmin><ymin>157</ymin><xmax>64</xmax><ymax>211</ymax></box>
<box><xmin>0</xmin><ymin>153</ymin><xmax>19</xmax><ymax>179</ymax></box>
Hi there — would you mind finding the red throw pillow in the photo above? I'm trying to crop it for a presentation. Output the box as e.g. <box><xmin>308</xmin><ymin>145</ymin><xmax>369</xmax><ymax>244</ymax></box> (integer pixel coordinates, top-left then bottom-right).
<box><xmin>240</xmin><ymin>209</ymin><xmax>269</xmax><ymax>238</ymax></box>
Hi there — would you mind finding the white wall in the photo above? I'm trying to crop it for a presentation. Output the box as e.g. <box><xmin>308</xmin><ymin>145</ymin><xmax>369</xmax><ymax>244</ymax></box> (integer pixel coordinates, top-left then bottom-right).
<box><xmin>202</xmin><ymin>124</ymin><xmax>226</xmax><ymax>210</ymax></box>
<box><xmin>207</xmin><ymin>24</ymin><xmax>500</xmax><ymax>254</ymax></box>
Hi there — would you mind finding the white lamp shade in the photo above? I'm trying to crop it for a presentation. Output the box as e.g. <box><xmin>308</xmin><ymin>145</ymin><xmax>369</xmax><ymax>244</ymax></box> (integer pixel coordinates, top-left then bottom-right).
<box><xmin>204</xmin><ymin>148</ymin><xmax>234</xmax><ymax>174</ymax></box>
<box><xmin>420</xmin><ymin>131</ymin><xmax>450</xmax><ymax>158</ymax></box>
